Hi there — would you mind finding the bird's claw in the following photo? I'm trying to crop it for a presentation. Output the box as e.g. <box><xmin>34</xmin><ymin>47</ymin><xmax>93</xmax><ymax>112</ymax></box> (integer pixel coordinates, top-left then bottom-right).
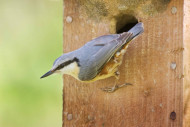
<box><xmin>114</xmin><ymin>71</ymin><xmax>120</xmax><ymax>79</ymax></box>
<box><xmin>100</xmin><ymin>83</ymin><xmax>132</xmax><ymax>93</ymax></box>
<box><xmin>101</xmin><ymin>85</ymin><xmax>119</xmax><ymax>93</ymax></box>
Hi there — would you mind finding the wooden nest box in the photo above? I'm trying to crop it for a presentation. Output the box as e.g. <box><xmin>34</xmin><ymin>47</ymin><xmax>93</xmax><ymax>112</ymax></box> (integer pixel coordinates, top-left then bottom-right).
<box><xmin>62</xmin><ymin>0</ymin><xmax>190</xmax><ymax>126</ymax></box>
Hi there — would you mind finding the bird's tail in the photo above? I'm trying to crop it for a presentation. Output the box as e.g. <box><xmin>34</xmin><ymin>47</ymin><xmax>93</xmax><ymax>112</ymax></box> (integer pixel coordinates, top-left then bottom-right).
<box><xmin>117</xmin><ymin>22</ymin><xmax>144</xmax><ymax>46</ymax></box>
<box><xmin>128</xmin><ymin>22</ymin><xmax>144</xmax><ymax>39</ymax></box>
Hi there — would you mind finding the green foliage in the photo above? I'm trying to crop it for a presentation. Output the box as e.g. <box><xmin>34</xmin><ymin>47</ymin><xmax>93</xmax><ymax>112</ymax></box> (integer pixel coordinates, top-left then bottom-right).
<box><xmin>0</xmin><ymin>0</ymin><xmax>63</xmax><ymax>127</ymax></box>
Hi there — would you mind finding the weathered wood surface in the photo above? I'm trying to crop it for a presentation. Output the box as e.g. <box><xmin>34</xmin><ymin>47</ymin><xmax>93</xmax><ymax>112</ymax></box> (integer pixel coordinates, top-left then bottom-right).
<box><xmin>63</xmin><ymin>0</ymin><xmax>183</xmax><ymax>126</ymax></box>
<box><xmin>183</xmin><ymin>0</ymin><xmax>190</xmax><ymax>127</ymax></box>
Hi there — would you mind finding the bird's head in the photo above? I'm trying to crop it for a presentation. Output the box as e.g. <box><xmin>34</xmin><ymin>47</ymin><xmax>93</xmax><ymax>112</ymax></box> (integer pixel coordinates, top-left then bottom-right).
<box><xmin>40</xmin><ymin>53</ymin><xmax>80</xmax><ymax>79</ymax></box>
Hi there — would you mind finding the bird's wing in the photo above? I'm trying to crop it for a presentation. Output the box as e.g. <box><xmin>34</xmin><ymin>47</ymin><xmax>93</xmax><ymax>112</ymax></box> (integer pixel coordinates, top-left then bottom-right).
<box><xmin>84</xmin><ymin>34</ymin><xmax>119</xmax><ymax>47</ymax></box>
<box><xmin>78</xmin><ymin>32</ymin><xmax>133</xmax><ymax>81</ymax></box>
<box><xmin>78</xmin><ymin>22</ymin><xmax>144</xmax><ymax>81</ymax></box>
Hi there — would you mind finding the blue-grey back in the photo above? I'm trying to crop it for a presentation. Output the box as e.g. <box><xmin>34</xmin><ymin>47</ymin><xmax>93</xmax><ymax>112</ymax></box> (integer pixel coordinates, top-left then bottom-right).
<box><xmin>72</xmin><ymin>22</ymin><xmax>144</xmax><ymax>81</ymax></box>
<box><xmin>73</xmin><ymin>34</ymin><xmax>119</xmax><ymax>80</ymax></box>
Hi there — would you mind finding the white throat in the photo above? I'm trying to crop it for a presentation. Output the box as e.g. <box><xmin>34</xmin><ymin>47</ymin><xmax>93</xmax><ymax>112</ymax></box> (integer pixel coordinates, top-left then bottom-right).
<box><xmin>59</xmin><ymin>62</ymin><xmax>79</xmax><ymax>79</ymax></box>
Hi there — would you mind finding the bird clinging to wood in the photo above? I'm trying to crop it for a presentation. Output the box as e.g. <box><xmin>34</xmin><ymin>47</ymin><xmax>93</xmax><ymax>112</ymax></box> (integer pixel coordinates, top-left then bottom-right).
<box><xmin>41</xmin><ymin>22</ymin><xmax>144</xmax><ymax>92</ymax></box>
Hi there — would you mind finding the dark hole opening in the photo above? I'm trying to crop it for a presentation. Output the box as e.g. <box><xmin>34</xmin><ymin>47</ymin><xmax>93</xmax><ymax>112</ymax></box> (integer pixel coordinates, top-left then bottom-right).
<box><xmin>116</xmin><ymin>15</ymin><xmax>138</xmax><ymax>34</ymax></box>
<box><xmin>117</xmin><ymin>22</ymin><xmax>138</xmax><ymax>33</ymax></box>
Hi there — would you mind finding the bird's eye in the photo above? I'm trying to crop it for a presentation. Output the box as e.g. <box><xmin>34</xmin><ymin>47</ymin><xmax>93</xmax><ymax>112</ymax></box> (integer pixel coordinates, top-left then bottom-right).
<box><xmin>54</xmin><ymin>60</ymin><xmax>73</xmax><ymax>71</ymax></box>
<box><xmin>54</xmin><ymin>57</ymin><xmax>79</xmax><ymax>71</ymax></box>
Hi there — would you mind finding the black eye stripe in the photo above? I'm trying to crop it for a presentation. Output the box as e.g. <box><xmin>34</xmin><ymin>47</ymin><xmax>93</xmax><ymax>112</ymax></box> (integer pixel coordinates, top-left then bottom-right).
<box><xmin>56</xmin><ymin>60</ymin><xmax>73</xmax><ymax>70</ymax></box>
<box><xmin>55</xmin><ymin>57</ymin><xmax>80</xmax><ymax>71</ymax></box>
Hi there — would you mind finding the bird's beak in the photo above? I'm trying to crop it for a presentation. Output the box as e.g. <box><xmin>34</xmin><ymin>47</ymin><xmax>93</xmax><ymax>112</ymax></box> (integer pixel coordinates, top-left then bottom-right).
<box><xmin>40</xmin><ymin>70</ymin><xmax>54</xmax><ymax>79</ymax></box>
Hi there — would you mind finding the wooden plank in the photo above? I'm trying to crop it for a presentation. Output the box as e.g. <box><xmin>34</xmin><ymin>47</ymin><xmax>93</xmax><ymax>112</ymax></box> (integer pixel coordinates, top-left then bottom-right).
<box><xmin>183</xmin><ymin>0</ymin><xmax>190</xmax><ymax>126</ymax></box>
<box><xmin>63</xmin><ymin>0</ymin><xmax>183</xmax><ymax>126</ymax></box>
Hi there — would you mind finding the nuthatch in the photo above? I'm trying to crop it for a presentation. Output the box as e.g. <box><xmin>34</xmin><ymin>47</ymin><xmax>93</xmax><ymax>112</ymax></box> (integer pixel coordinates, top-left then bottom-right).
<box><xmin>41</xmin><ymin>23</ymin><xmax>144</xmax><ymax>92</ymax></box>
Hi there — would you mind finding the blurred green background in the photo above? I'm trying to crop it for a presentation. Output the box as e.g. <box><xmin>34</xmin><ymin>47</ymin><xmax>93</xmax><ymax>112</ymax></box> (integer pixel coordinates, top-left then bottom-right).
<box><xmin>0</xmin><ymin>0</ymin><xmax>63</xmax><ymax>127</ymax></box>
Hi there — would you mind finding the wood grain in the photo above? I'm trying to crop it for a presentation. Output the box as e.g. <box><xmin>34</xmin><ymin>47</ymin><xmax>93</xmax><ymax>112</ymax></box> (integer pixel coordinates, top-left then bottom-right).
<box><xmin>183</xmin><ymin>0</ymin><xmax>190</xmax><ymax>126</ymax></box>
<box><xmin>63</xmin><ymin>0</ymin><xmax>183</xmax><ymax>126</ymax></box>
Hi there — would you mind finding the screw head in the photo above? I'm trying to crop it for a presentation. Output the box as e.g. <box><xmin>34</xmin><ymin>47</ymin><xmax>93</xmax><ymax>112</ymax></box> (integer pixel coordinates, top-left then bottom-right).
<box><xmin>170</xmin><ymin>62</ymin><xmax>177</xmax><ymax>70</ymax></box>
<box><xmin>66</xmin><ymin>16</ymin><xmax>73</xmax><ymax>23</ymax></box>
<box><xmin>171</xmin><ymin>7</ymin><xmax>177</xmax><ymax>14</ymax></box>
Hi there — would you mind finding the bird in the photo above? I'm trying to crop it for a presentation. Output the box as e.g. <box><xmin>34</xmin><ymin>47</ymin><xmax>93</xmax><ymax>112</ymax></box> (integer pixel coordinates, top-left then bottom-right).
<box><xmin>41</xmin><ymin>22</ymin><xmax>144</xmax><ymax>92</ymax></box>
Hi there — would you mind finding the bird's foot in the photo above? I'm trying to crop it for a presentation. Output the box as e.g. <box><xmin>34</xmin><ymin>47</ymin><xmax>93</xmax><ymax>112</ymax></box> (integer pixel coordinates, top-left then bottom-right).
<box><xmin>100</xmin><ymin>83</ymin><xmax>132</xmax><ymax>93</ymax></box>
<box><xmin>114</xmin><ymin>71</ymin><xmax>120</xmax><ymax>79</ymax></box>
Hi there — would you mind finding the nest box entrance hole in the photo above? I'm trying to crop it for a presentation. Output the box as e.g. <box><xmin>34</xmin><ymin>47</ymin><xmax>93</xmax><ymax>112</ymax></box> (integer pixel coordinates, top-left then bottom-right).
<box><xmin>115</xmin><ymin>14</ymin><xmax>138</xmax><ymax>34</ymax></box>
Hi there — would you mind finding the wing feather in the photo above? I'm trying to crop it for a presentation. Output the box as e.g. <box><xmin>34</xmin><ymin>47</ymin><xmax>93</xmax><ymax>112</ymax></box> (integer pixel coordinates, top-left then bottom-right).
<box><xmin>78</xmin><ymin>32</ymin><xmax>133</xmax><ymax>81</ymax></box>
<box><xmin>78</xmin><ymin>22</ymin><xmax>144</xmax><ymax>81</ymax></box>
